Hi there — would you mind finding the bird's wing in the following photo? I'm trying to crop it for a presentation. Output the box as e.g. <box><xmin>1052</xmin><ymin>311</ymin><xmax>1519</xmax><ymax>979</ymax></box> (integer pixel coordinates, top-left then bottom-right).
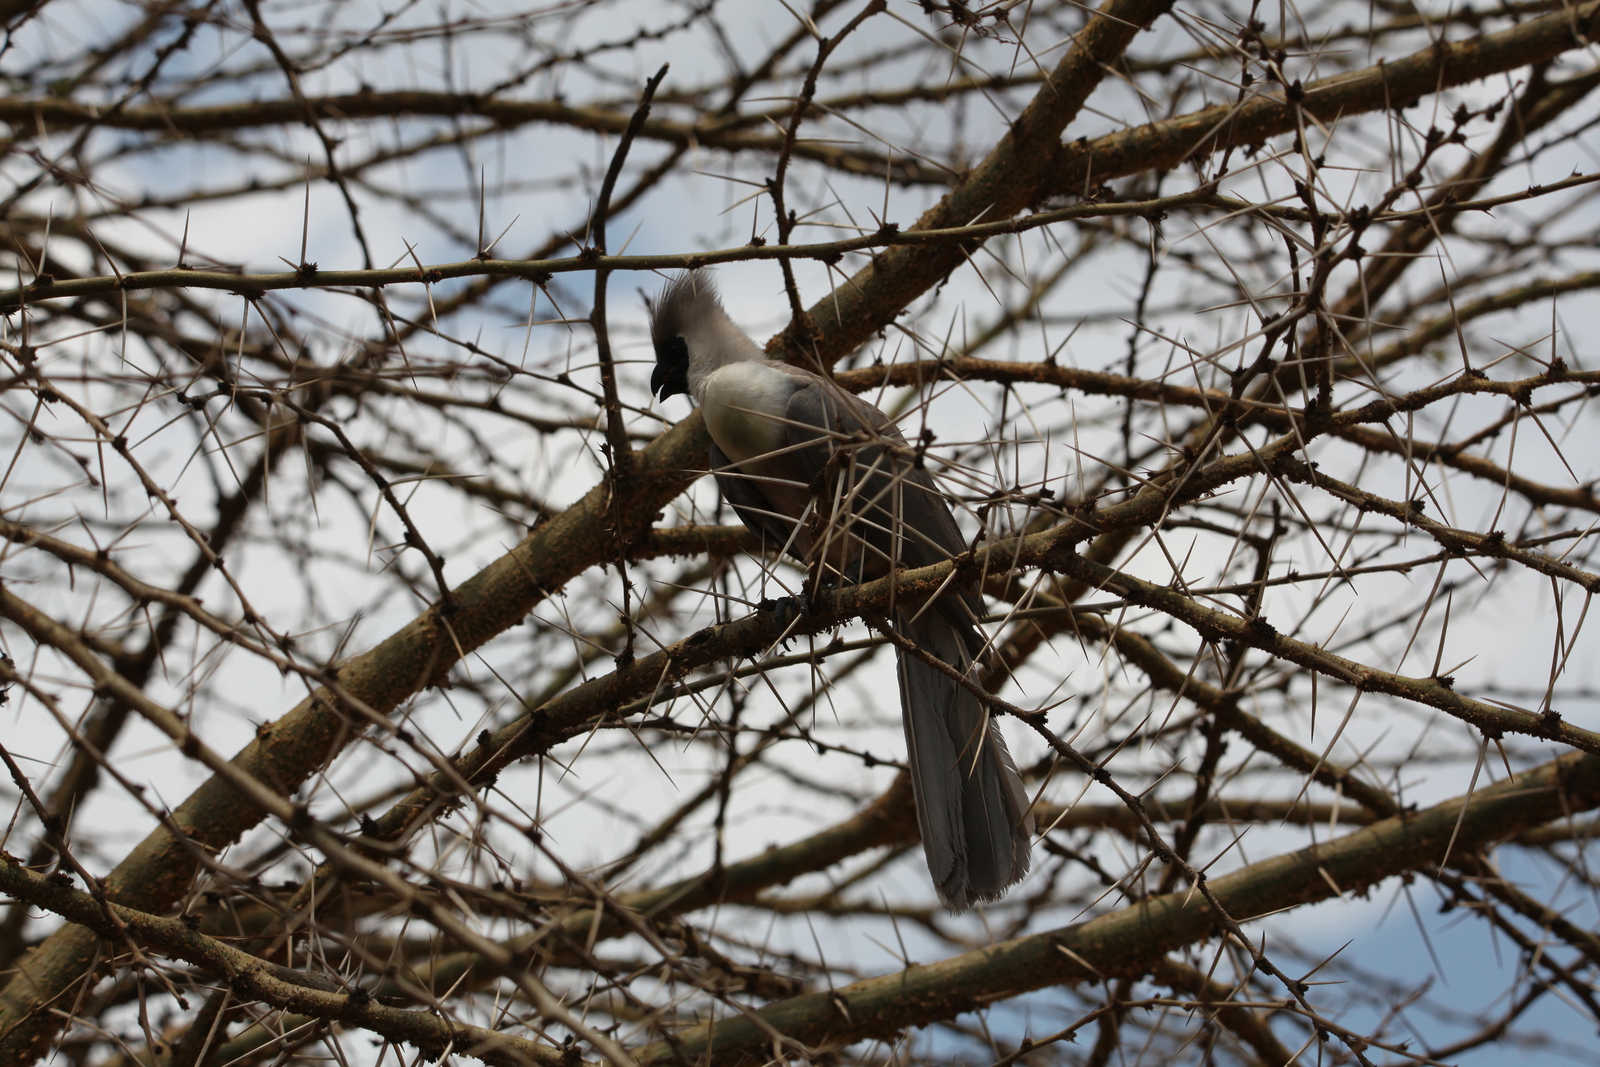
<box><xmin>780</xmin><ymin>376</ymin><xmax>983</xmax><ymax>620</ymax></box>
<box><xmin>709</xmin><ymin>439</ymin><xmax>808</xmax><ymax>561</ymax></box>
<box><xmin>702</xmin><ymin>367</ymin><xmax>981</xmax><ymax>615</ymax></box>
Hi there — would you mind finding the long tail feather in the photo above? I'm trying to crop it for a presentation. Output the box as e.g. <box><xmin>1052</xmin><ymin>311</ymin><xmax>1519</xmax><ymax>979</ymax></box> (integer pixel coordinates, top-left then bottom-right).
<box><xmin>895</xmin><ymin>607</ymin><xmax>1033</xmax><ymax>909</ymax></box>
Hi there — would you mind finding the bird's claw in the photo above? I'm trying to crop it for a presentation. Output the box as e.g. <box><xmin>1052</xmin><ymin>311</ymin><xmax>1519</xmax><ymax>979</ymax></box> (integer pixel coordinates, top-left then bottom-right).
<box><xmin>760</xmin><ymin>593</ymin><xmax>809</xmax><ymax>647</ymax></box>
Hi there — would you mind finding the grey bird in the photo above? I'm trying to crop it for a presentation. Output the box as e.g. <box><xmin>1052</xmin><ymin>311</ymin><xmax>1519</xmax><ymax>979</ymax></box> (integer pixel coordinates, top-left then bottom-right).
<box><xmin>649</xmin><ymin>272</ymin><xmax>1033</xmax><ymax>909</ymax></box>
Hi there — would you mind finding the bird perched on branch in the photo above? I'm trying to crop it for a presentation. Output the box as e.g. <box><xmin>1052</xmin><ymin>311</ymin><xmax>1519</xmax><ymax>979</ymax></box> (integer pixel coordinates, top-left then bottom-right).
<box><xmin>649</xmin><ymin>271</ymin><xmax>1033</xmax><ymax>909</ymax></box>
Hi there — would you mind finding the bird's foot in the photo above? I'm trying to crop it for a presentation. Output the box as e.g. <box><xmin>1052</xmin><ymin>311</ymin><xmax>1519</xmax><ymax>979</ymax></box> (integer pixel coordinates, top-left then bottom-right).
<box><xmin>759</xmin><ymin>593</ymin><xmax>809</xmax><ymax>646</ymax></box>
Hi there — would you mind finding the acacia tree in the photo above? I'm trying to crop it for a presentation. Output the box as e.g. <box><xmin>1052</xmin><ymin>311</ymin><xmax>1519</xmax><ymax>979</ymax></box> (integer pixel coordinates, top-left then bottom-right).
<box><xmin>1</xmin><ymin>0</ymin><xmax>1599</xmax><ymax>1063</ymax></box>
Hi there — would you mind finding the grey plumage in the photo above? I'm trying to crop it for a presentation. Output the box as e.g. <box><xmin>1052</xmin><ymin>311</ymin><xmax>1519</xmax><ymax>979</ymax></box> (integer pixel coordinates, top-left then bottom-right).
<box><xmin>649</xmin><ymin>271</ymin><xmax>1033</xmax><ymax>909</ymax></box>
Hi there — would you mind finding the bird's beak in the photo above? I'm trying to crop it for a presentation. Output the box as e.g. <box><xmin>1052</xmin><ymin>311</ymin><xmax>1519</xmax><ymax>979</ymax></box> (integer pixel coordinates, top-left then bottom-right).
<box><xmin>652</xmin><ymin>337</ymin><xmax>690</xmax><ymax>401</ymax></box>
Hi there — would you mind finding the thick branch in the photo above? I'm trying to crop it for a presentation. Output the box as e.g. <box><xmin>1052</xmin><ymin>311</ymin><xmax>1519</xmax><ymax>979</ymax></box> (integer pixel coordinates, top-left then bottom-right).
<box><xmin>631</xmin><ymin>750</ymin><xmax>1600</xmax><ymax>1064</ymax></box>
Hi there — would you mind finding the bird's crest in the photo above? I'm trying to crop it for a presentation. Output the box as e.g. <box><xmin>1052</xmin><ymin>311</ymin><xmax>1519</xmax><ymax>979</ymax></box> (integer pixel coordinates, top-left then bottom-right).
<box><xmin>649</xmin><ymin>271</ymin><xmax>725</xmax><ymax>350</ymax></box>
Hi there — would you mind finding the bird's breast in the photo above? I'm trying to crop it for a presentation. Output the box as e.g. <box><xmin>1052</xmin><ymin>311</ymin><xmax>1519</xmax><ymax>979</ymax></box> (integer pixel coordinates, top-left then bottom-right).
<box><xmin>699</xmin><ymin>362</ymin><xmax>795</xmax><ymax>466</ymax></box>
